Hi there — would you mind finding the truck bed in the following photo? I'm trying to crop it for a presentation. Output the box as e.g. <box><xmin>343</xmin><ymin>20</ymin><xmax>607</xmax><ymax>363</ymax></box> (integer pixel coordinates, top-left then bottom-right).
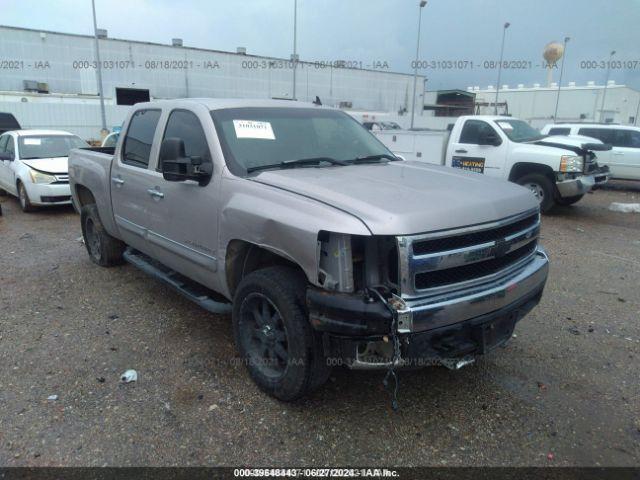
<box><xmin>68</xmin><ymin>146</ymin><xmax>118</xmax><ymax>234</ymax></box>
<box><xmin>373</xmin><ymin>129</ymin><xmax>450</xmax><ymax>164</ymax></box>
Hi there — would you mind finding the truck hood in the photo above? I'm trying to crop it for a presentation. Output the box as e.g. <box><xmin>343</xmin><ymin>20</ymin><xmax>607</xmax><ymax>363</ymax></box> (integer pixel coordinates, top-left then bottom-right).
<box><xmin>21</xmin><ymin>157</ymin><xmax>68</xmax><ymax>174</ymax></box>
<box><xmin>250</xmin><ymin>161</ymin><xmax>538</xmax><ymax>235</ymax></box>
<box><xmin>533</xmin><ymin>135</ymin><xmax>609</xmax><ymax>156</ymax></box>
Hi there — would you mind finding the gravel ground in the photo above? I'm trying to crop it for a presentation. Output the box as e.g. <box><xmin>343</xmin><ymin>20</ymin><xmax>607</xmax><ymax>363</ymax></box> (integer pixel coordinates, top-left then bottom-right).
<box><xmin>0</xmin><ymin>184</ymin><xmax>639</xmax><ymax>467</ymax></box>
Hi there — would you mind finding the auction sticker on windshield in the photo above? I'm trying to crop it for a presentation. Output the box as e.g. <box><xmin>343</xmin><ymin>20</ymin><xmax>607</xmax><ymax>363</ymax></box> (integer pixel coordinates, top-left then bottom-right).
<box><xmin>452</xmin><ymin>156</ymin><xmax>485</xmax><ymax>173</ymax></box>
<box><xmin>233</xmin><ymin>120</ymin><xmax>275</xmax><ymax>140</ymax></box>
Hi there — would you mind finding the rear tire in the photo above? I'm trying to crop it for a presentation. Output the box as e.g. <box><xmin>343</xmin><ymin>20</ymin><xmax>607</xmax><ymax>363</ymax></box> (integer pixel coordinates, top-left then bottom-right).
<box><xmin>17</xmin><ymin>182</ymin><xmax>36</xmax><ymax>213</ymax></box>
<box><xmin>557</xmin><ymin>194</ymin><xmax>584</xmax><ymax>206</ymax></box>
<box><xmin>80</xmin><ymin>204</ymin><xmax>125</xmax><ymax>267</ymax></box>
<box><xmin>515</xmin><ymin>173</ymin><xmax>556</xmax><ymax>213</ymax></box>
<box><xmin>233</xmin><ymin>266</ymin><xmax>331</xmax><ymax>401</ymax></box>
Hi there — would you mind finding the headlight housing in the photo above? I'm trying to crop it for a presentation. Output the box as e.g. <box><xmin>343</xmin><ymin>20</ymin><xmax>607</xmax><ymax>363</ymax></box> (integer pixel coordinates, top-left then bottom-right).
<box><xmin>29</xmin><ymin>169</ymin><xmax>56</xmax><ymax>184</ymax></box>
<box><xmin>559</xmin><ymin>155</ymin><xmax>583</xmax><ymax>173</ymax></box>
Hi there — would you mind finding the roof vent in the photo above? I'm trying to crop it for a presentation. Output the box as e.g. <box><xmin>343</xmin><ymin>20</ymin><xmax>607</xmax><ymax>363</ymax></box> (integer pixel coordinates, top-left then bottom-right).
<box><xmin>172</xmin><ymin>38</ymin><xmax>183</xmax><ymax>47</ymax></box>
<box><xmin>236</xmin><ymin>47</ymin><xmax>247</xmax><ymax>55</ymax></box>
<box><xmin>96</xmin><ymin>28</ymin><xmax>108</xmax><ymax>39</ymax></box>
<box><xmin>550</xmin><ymin>82</ymin><xmax>558</xmax><ymax>88</ymax></box>
<box><xmin>587</xmin><ymin>81</ymin><xmax>595</xmax><ymax>86</ymax></box>
<box><xmin>517</xmin><ymin>84</ymin><xmax>524</xmax><ymax>89</ymax></box>
<box><xmin>487</xmin><ymin>85</ymin><xmax>494</xmax><ymax>90</ymax></box>
<box><xmin>533</xmin><ymin>83</ymin><xmax>541</xmax><ymax>88</ymax></box>
<box><xmin>568</xmin><ymin>81</ymin><xmax>576</xmax><ymax>87</ymax></box>
<box><xmin>607</xmin><ymin>80</ymin><xmax>616</xmax><ymax>86</ymax></box>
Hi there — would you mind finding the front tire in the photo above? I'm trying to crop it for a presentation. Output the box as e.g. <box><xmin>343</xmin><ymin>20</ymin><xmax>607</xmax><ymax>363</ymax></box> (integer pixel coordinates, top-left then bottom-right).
<box><xmin>557</xmin><ymin>194</ymin><xmax>584</xmax><ymax>206</ymax></box>
<box><xmin>516</xmin><ymin>173</ymin><xmax>556</xmax><ymax>213</ymax></box>
<box><xmin>233</xmin><ymin>266</ymin><xmax>330</xmax><ymax>401</ymax></box>
<box><xmin>17</xmin><ymin>182</ymin><xmax>36</xmax><ymax>213</ymax></box>
<box><xmin>80</xmin><ymin>204</ymin><xmax>125</xmax><ymax>267</ymax></box>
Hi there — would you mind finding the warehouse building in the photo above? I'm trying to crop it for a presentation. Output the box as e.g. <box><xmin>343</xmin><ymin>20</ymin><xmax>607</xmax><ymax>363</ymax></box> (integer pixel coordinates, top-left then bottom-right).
<box><xmin>469</xmin><ymin>82</ymin><xmax>640</xmax><ymax>127</ymax></box>
<box><xmin>0</xmin><ymin>25</ymin><xmax>425</xmax><ymax>140</ymax></box>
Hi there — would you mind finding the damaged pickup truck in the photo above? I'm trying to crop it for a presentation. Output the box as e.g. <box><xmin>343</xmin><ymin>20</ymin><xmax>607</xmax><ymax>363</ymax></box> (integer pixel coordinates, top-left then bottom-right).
<box><xmin>69</xmin><ymin>99</ymin><xmax>549</xmax><ymax>401</ymax></box>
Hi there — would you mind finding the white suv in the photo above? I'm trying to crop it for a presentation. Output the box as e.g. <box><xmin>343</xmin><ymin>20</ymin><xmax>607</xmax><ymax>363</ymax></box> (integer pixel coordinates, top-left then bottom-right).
<box><xmin>541</xmin><ymin>123</ymin><xmax>640</xmax><ymax>181</ymax></box>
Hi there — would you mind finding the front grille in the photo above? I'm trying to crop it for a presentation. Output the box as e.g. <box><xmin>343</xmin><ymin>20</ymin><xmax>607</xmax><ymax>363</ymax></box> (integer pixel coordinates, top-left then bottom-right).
<box><xmin>397</xmin><ymin>210</ymin><xmax>540</xmax><ymax>298</ymax></box>
<box><xmin>413</xmin><ymin>213</ymin><xmax>538</xmax><ymax>255</ymax></box>
<box><xmin>415</xmin><ymin>242</ymin><xmax>536</xmax><ymax>290</ymax></box>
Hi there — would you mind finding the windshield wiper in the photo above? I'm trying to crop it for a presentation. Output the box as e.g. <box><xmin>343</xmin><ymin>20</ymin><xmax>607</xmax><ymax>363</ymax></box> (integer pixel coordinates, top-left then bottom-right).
<box><xmin>348</xmin><ymin>154</ymin><xmax>399</xmax><ymax>164</ymax></box>
<box><xmin>246</xmin><ymin>157</ymin><xmax>347</xmax><ymax>173</ymax></box>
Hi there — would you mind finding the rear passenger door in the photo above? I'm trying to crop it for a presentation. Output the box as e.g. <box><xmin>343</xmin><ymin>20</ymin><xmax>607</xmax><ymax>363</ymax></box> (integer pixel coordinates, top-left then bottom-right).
<box><xmin>111</xmin><ymin>108</ymin><xmax>162</xmax><ymax>254</ymax></box>
<box><xmin>608</xmin><ymin>129</ymin><xmax>640</xmax><ymax>180</ymax></box>
<box><xmin>145</xmin><ymin>109</ymin><xmax>220</xmax><ymax>290</ymax></box>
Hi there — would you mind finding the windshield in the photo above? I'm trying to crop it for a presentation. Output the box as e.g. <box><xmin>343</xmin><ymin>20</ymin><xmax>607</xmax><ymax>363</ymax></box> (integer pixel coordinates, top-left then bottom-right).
<box><xmin>495</xmin><ymin>119</ymin><xmax>545</xmax><ymax>143</ymax></box>
<box><xmin>210</xmin><ymin>107</ymin><xmax>392</xmax><ymax>174</ymax></box>
<box><xmin>19</xmin><ymin>135</ymin><xmax>88</xmax><ymax>159</ymax></box>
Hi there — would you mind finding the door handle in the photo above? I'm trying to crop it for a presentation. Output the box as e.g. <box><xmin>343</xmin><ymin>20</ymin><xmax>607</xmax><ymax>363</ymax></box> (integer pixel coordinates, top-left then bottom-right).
<box><xmin>111</xmin><ymin>177</ymin><xmax>125</xmax><ymax>185</ymax></box>
<box><xmin>455</xmin><ymin>149</ymin><xmax>468</xmax><ymax>154</ymax></box>
<box><xmin>147</xmin><ymin>188</ymin><xmax>164</xmax><ymax>199</ymax></box>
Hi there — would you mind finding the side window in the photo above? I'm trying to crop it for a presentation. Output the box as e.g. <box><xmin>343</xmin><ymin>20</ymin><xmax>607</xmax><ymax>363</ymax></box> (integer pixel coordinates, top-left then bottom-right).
<box><xmin>122</xmin><ymin>109</ymin><xmax>161</xmax><ymax>167</ymax></box>
<box><xmin>578</xmin><ymin>128</ymin><xmax>612</xmax><ymax>144</ymax></box>
<box><xmin>0</xmin><ymin>135</ymin><xmax>8</xmax><ymax>152</ymax></box>
<box><xmin>627</xmin><ymin>130</ymin><xmax>640</xmax><ymax>148</ymax></box>
<box><xmin>459</xmin><ymin>120</ymin><xmax>494</xmax><ymax>144</ymax></box>
<box><xmin>608</xmin><ymin>129</ymin><xmax>640</xmax><ymax>148</ymax></box>
<box><xmin>159</xmin><ymin>110</ymin><xmax>211</xmax><ymax>170</ymax></box>
<box><xmin>548</xmin><ymin>127</ymin><xmax>570</xmax><ymax>136</ymax></box>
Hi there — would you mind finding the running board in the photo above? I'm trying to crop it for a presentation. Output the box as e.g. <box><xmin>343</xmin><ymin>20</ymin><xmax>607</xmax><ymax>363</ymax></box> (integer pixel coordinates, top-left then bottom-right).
<box><xmin>123</xmin><ymin>248</ymin><xmax>232</xmax><ymax>315</ymax></box>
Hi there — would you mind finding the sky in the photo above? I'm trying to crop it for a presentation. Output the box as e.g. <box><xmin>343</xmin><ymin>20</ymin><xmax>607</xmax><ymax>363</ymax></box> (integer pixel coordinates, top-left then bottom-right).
<box><xmin>2</xmin><ymin>0</ymin><xmax>639</xmax><ymax>90</ymax></box>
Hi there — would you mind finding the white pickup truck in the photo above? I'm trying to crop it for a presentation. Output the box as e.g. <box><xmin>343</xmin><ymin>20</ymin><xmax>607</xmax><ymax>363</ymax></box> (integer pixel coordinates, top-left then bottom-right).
<box><xmin>374</xmin><ymin>115</ymin><xmax>611</xmax><ymax>212</ymax></box>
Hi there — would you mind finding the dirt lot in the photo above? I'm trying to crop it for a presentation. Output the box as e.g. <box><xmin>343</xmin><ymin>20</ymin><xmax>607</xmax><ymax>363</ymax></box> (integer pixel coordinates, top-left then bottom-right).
<box><xmin>0</xmin><ymin>184</ymin><xmax>639</xmax><ymax>467</ymax></box>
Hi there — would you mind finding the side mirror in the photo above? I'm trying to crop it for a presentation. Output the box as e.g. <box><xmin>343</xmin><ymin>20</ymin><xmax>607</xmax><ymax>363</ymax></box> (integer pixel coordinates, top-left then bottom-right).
<box><xmin>478</xmin><ymin>129</ymin><xmax>502</xmax><ymax>146</ymax></box>
<box><xmin>160</xmin><ymin>138</ymin><xmax>212</xmax><ymax>186</ymax></box>
<box><xmin>0</xmin><ymin>152</ymin><xmax>14</xmax><ymax>161</ymax></box>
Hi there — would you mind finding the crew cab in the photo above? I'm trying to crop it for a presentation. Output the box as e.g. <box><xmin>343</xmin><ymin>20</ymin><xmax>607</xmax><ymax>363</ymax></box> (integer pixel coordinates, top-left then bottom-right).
<box><xmin>0</xmin><ymin>129</ymin><xmax>88</xmax><ymax>212</ymax></box>
<box><xmin>69</xmin><ymin>99</ymin><xmax>549</xmax><ymax>401</ymax></box>
<box><xmin>374</xmin><ymin>115</ymin><xmax>611</xmax><ymax>212</ymax></box>
<box><xmin>541</xmin><ymin>123</ymin><xmax>640</xmax><ymax>181</ymax></box>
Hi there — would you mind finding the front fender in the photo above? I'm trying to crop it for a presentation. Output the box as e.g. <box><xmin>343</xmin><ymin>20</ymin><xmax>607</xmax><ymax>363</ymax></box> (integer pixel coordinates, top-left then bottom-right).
<box><xmin>218</xmin><ymin>174</ymin><xmax>371</xmax><ymax>295</ymax></box>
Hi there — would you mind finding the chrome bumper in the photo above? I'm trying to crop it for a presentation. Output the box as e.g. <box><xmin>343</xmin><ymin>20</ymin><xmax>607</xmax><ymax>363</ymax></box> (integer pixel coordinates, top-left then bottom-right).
<box><xmin>397</xmin><ymin>246</ymin><xmax>549</xmax><ymax>333</ymax></box>
<box><xmin>556</xmin><ymin>168</ymin><xmax>610</xmax><ymax>198</ymax></box>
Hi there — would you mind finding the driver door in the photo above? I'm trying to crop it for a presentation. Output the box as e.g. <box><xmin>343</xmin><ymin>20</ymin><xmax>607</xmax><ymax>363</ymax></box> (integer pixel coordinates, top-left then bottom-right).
<box><xmin>145</xmin><ymin>108</ymin><xmax>221</xmax><ymax>291</ymax></box>
<box><xmin>449</xmin><ymin>119</ymin><xmax>508</xmax><ymax>179</ymax></box>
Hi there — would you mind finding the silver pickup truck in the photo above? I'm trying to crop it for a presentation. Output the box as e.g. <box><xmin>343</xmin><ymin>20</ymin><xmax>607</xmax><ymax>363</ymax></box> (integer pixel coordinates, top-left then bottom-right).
<box><xmin>69</xmin><ymin>99</ymin><xmax>549</xmax><ymax>401</ymax></box>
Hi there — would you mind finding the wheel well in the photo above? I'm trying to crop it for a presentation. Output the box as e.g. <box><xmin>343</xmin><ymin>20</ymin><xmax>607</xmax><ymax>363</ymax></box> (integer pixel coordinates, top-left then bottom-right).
<box><xmin>508</xmin><ymin>162</ymin><xmax>556</xmax><ymax>183</ymax></box>
<box><xmin>75</xmin><ymin>184</ymin><xmax>96</xmax><ymax>207</ymax></box>
<box><xmin>225</xmin><ymin>240</ymin><xmax>305</xmax><ymax>297</ymax></box>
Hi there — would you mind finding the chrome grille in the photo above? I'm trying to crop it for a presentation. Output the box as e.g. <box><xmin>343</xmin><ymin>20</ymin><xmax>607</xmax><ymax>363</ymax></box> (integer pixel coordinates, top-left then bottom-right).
<box><xmin>397</xmin><ymin>210</ymin><xmax>540</xmax><ymax>299</ymax></box>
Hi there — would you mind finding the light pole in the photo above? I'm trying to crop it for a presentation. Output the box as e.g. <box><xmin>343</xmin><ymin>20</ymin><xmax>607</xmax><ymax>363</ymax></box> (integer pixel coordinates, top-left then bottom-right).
<box><xmin>600</xmin><ymin>50</ymin><xmax>616</xmax><ymax>122</ymax></box>
<box><xmin>410</xmin><ymin>0</ymin><xmax>427</xmax><ymax>130</ymax></box>
<box><xmin>553</xmin><ymin>36</ymin><xmax>569</xmax><ymax>121</ymax></box>
<box><xmin>494</xmin><ymin>22</ymin><xmax>510</xmax><ymax>115</ymax></box>
<box><xmin>291</xmin><ymin>0</ymin><xmax>298</xmax><ymax>100</ymax></box>
<box><xmin>91</xmin><ymin>0</ymin><xmax>107</xmax><ymax>135</ymax></box>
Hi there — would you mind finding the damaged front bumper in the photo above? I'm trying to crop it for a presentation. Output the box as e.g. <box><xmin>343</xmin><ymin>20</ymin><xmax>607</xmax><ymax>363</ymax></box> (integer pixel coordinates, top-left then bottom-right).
<box><xmin>556</xmin><ymin>166</ymin><xmax>610</xmax><ymax>198</ymax></box>
<box><xmin>306</xmin><ymin>246</ymin><xmax>549</xmax><ymax>369</ymax></box>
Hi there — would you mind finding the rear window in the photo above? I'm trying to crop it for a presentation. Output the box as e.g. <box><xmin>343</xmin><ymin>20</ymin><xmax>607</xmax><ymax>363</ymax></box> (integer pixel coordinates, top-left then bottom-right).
<box><xmin>122</xmin><ymin>109</ymin><xmax>161</xmax><ymax>167</ymax></box>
